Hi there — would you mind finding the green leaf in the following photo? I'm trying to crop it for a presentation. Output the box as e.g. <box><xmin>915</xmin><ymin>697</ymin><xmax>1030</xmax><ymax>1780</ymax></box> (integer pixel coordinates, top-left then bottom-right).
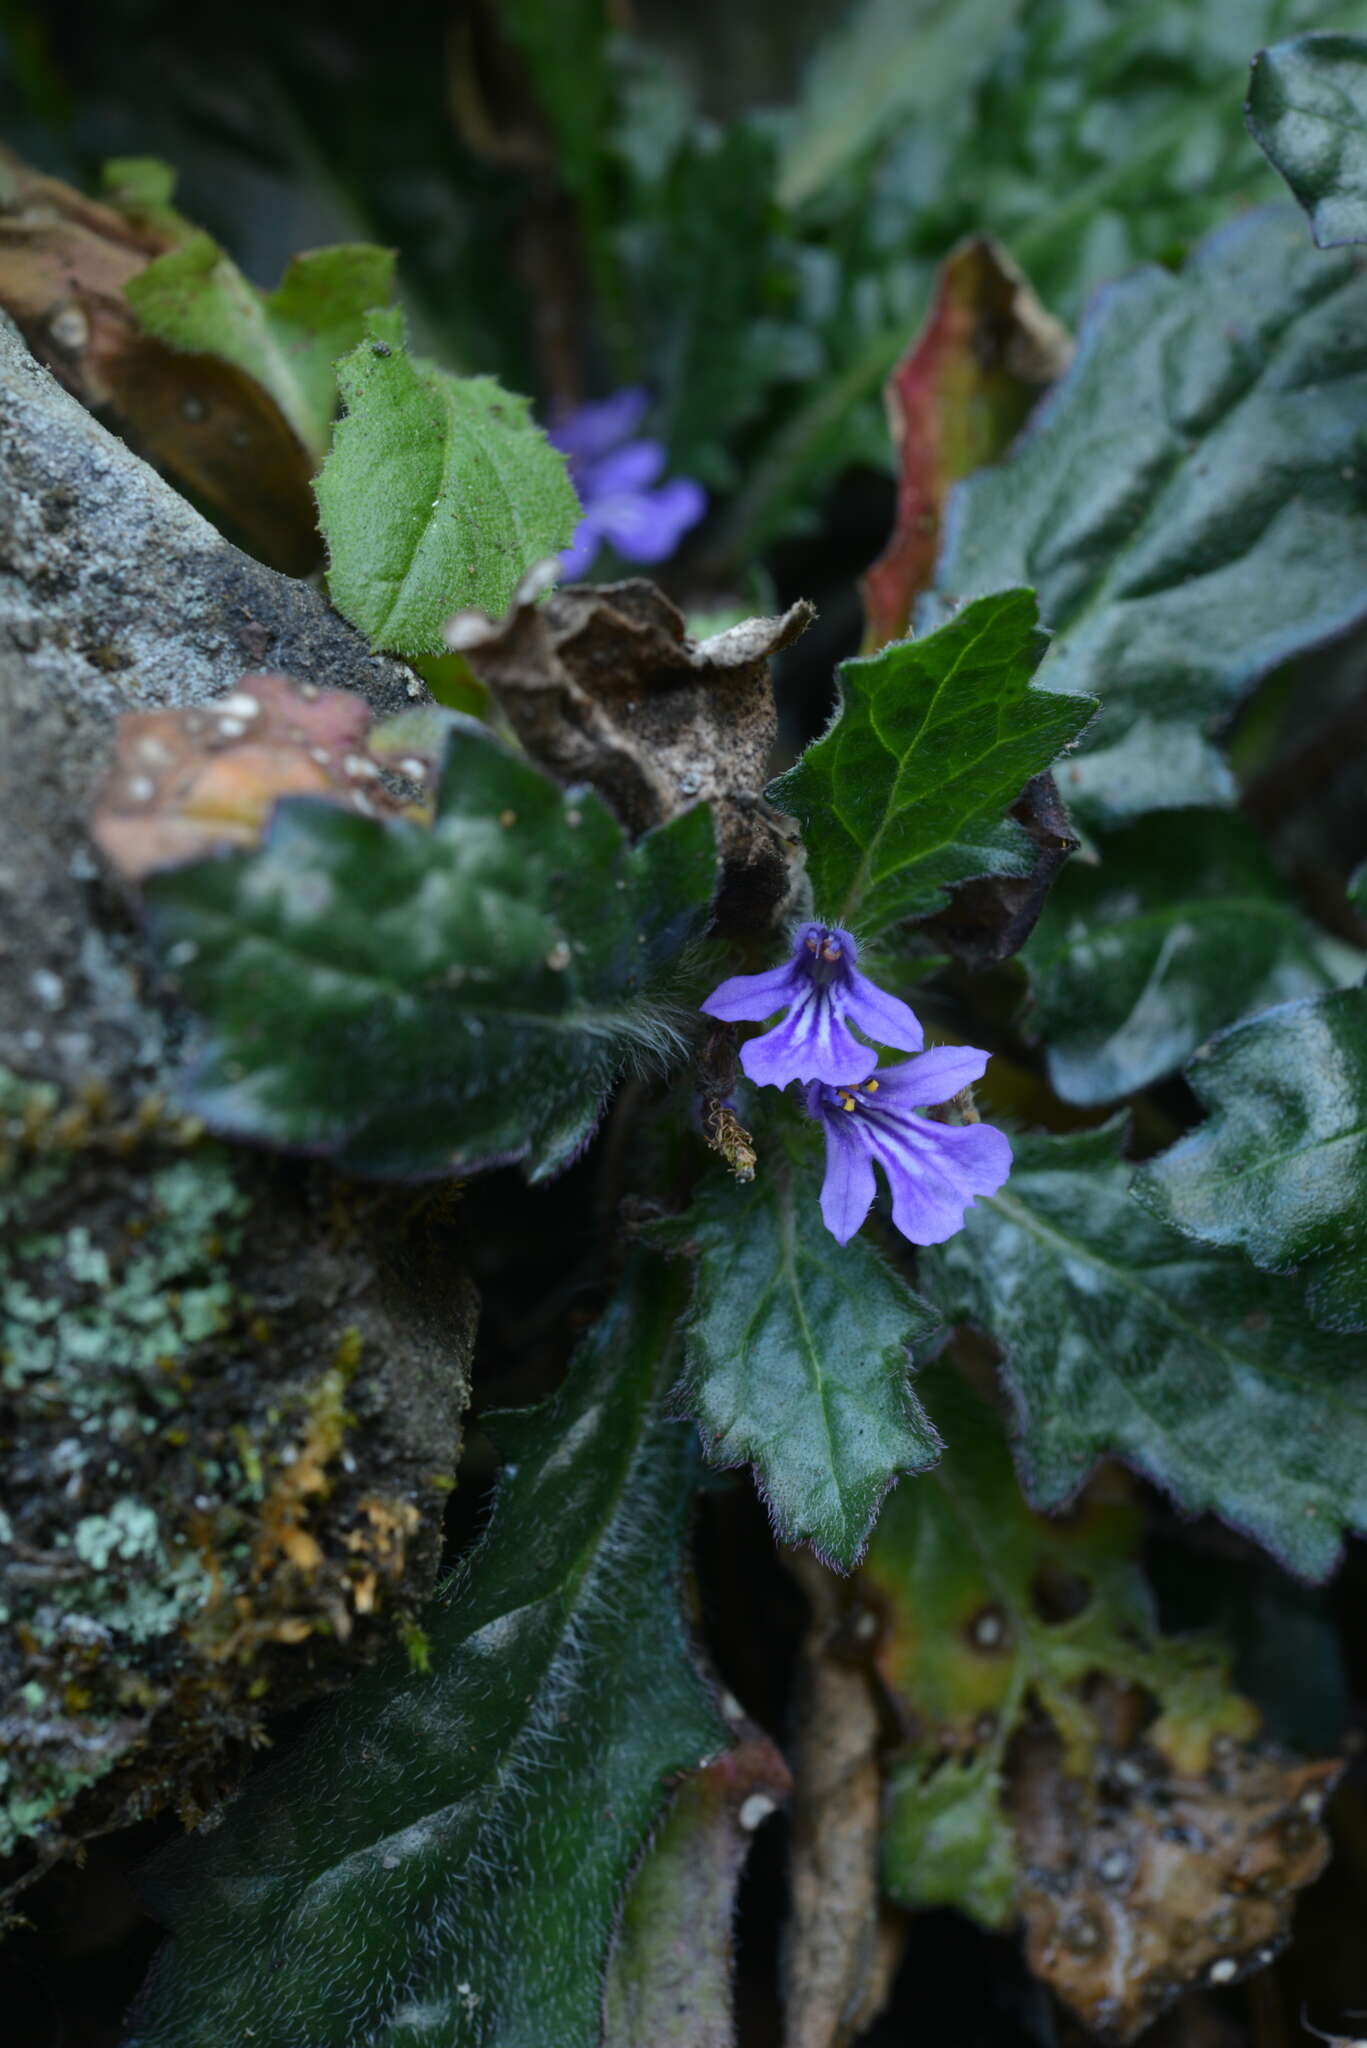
<box><xmin>1023</xmin><ymin>808</ymin><xmax>1335</xmax><ymax>1105</ymax></box>
<box><xmin>655</xmin><ymin>1136</ymin><xmax>941</xmax><ymax>1568</ymax></box>
<box><xmin>125</xmin><ymin>1257</ymin><xmax>725</xmax><ymax>2048</ymax></box>
<box><xmin>314</xmin><ymin>321</ymin><xmax>581</xmax><ymax>654</ymax></box>
<box><xmin>766</xmin><ymin>588</ymin><xmax>1093</xmax><ymax>938</ymax></box>
<box><xmin>1248</xmin><ymin>32</ymin><xmax>1367</xmax><ymax>247</ymax></box>
<box><xmin>867</xmin><ymin>1362</ymin><xmax>1257</xmax><ymax>1929</ymax></box>
<box><xmin>124</xmin><ymin>233</ymin><xmax>397</xmax><ymax>462</ymax></box>
<box><xmin>776</xmin><ymin>0</ymin><xmax>1025</xmax><ymax>209</ymax></box>
<box><xmin>715</xmin><ymin>0</ymin><xmax>1367</xmax><ymax>558</ymax></box>
<box><xmin>145</xmin><ymin>722</ymin><xmax>716</xmax><ymax>1180</ymax></box>
<box><xmin>1138</xmin><ymin>981</ymin><xmax>1367</xmax><ymax>1333</ymax></box>
<box><xmin>921</xmin><ymin>1121</ymin><xmax>1367</xmax><ymax>1579</ymax></box>
<box><xmin>922</xmin><ymin>208</ymin><xmax>1367</xmax><ymax>828</ymax></box>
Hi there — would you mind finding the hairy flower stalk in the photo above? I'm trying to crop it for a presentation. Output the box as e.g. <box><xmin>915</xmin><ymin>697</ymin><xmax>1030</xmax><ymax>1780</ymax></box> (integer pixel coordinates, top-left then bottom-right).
<box><xmin>700</xmin><ymin>922</ymin><xmax>924</xmax><ymax>1088</ymax></box>
<box><xmin>806</xmin><ymin>1046</ymin><xmax>1011</xmax><ymax>1245</ymax></box>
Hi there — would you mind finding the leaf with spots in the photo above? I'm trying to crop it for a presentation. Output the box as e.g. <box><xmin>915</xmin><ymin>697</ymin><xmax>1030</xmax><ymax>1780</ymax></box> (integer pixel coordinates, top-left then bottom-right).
<box><xmin>90</xmin><ymin>673</ymin><xmax>433</xmax><ymax>881</ymax></box>
<box><xmin>654</xmin><ymin>1132</ymin><xmax>941</xmax><ymax>1568</ymax></box>
<box><xmin>125</xmin><ymin>1257</ymin><xmax>726</xmax><ymax>2048</ymax></box>
<box><xmin>766</xmin><ymin>588</ymin><xmax>1094</xmax><ymax>939</ymax></box>
<box><xmin>921</xmin><ymin>1121</ymin><xmax>1367</xmax><ymax>1579</ymax></box>
<box><xmin>1248</xmin><ymin>32</ymin><xmax>1367</xmax><ymax>248</ymax></box>
<box><xmin>866</xmin><ymin>1360</ymin><xmax>1335</xmax><ymax>2041</ymax></box>
<box><xmin>314</xmin><ymin>315</ymin><xmax>581</xmax><ymax>655</ymax></box>
<box><xmin>921</xmin><ymin>209</ymin><xmax>1367</xmax><ymax>829</ymax></box>
<box><xmin>141</xmin><ymin>717</ymin><xmax>717</xmax><ymax>1181</ymax></box>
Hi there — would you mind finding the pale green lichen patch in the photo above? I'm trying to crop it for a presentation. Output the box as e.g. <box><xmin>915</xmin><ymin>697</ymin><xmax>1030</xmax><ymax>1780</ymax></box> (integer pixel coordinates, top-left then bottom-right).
<box><xmin>1</xmin><ymin>1065</ymin><xmax>468</xmax><ymax>1891</ymax></box>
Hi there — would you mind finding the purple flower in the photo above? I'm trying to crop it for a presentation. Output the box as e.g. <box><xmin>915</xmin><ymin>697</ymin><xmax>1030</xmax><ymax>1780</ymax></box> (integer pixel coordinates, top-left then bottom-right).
<box><xmin>549</xmin><ymin>386</ymin><xmax>707</xmax><ymax>579</ymax></box>
<box><xmin>700</xmin><ymin>923</ymin><xmax>925</xmax><ymax>1089</ymax></box>
<box><xmin>806</xmin><ymin>1045</ymin><xmax>1012</xmax><ymax>1247</ymax></box>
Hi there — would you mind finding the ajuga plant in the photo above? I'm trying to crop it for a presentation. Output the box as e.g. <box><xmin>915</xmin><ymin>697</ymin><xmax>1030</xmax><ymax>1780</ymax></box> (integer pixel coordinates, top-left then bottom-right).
<box><xmin>5</xmin><ymin>3</ymin><xmax>1367</xmax><ymax>2046</ymax></box>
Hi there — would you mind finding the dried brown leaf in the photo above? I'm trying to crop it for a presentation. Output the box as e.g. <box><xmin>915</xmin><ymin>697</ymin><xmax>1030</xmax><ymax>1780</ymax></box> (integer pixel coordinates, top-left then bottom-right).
<box><xmin>1009</xmin><ymin>1686</ymin><xmax>1339</xmax><ymax>2042</ymax></box>
<box><xmin>447</xmin><ymin>576</ymin><xmax>814</xmax><ymax>933</ymax></box>
<box><xmin>782</xmin><ymin>1552</ymin><xmax>904</xmax><ymax>2048</ymax></box>
<box><xmin>603</xmin><ymin>1705</ymin><xmax>792</xmax><ymax>2048</ymax></box>
<box><xmin>915</xmin><ymin>768</ymin><xmax>1079</xmax><ymax>968</ymax></box>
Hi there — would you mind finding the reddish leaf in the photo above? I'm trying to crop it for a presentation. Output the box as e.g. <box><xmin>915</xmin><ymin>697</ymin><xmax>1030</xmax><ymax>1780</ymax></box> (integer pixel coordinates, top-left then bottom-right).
<box><xmin>0</xmin><ymin>147</ymin><xmax>322</xmax><ymax>573</ymax></box>
<box><xmin>860</xmin><ymin>238</ymin><xmax>1070</xmax><ymax>652</ymax></box>
<box><xmin>90</xmin><ymin>673</ymin><xmax>426</xmax><ymax>880</ymax></box>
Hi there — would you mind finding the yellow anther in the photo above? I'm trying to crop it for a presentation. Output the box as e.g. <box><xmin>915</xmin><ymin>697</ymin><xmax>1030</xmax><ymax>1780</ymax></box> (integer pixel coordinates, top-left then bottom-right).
<box><xmin>839</xmin><ymin>1092</ymin><xmax>857</xmax><ymax>1112</ymax></box>
<box><xmin>863</xmin><ymin>1078</ymin><xmax>879</xmax><ymax>1092</ymax></box>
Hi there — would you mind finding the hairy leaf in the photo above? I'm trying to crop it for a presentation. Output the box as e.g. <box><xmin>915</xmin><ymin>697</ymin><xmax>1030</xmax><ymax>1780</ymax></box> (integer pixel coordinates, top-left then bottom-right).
<box><xmin>603</xmin><ymin>1711</ymin><xmax>790</xmax><ymax>2048</ymax></box>
<box><xmin>767</xmin><ymin>588</ymin><xmax>1093</xmax><ymax>938</ymax></box>
<box><xmin>125</xmin><ymin>233</ymin><xmax>396</xmax><ymax>461</ymax></box>
<box><xmin>1138</xmin><ymin>980</ymin><xmax>1367</xmax><ymax>1333</ymax></box>
<box><xmin>125</xmin><ymin>1259</ymin><xmax>724</xmax><ymax>2048</ymax></box>
<box><xmin>315</xmin><ymin>320</ymin><xmax>580</xmax><ymax>653</ymax></box>
<box><xmin>144</xmin><ymin>721</ymin><xmax>716</xmax><ymax>1180</ymax></box>
<box><xmin>922</xmin><ymin>1122</ymin><xmax>1367</xmax><ymax>1578</ymax></box>
<box><xmin>922</xmin><ymin>208</ymin><xmax>1367</xmax><ymax>827</ymax></box>
<box><xmin>866</xmin><ymin>1362</ymin><xmax>1333</xmax><ymax>2040</ymax></box>
<box><xmin>1248</xmin><ymin>32</ymin><xmax>1367</xmax><ymax>247</ymax></box>
<box><xmin>1024</xmin><ymin>808</ymin><xmax>1334</xmax><ymax>1104</ymax></box>
<box><xmin>655</xmin><ymin>1137</ymin><xmax>941</xmax><ymax>1568</ymax></box>
<box><xmin>861</xmin><ymin>238</ymin><xmax>1071</xmax><ymax>652</ymax></box>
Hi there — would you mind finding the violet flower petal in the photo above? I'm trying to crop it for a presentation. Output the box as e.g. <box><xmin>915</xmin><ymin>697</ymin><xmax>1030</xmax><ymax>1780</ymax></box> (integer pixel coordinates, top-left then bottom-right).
<box><xmin>843</xmin><ymin>968</ymin><xmax>925</xmax><ymax>1054</ymax></box>
<box><xmin>881</xmin><ymin>1117</ymin><xmax>1012</xmax><ymax>1245</ymax></box>
<box><xmin>549</xmin><ymin>387</ymin><xmax>651</xmax><ymax>461</ymax></box>
<box><xmin>581</xmin><ymin>439</ymin><xmax>667</xmax><ymax>497</ymax></box>
<box><xmin>699</xmin><ymin>960</ymin><xmax>802</xmax><ymax>1022</ymax></box>
<box><xmin>875</xmin><ymin>1044</ymin><xmax>989</xmax><ymax>1107</ymax></box>
<box><xmin>590</xmin><ymin>477</ymin><xmax>708</xmax><ymax>564</ymax></box>
<box><xmin>738</xmin><ymin>986</ymin><xmax>878</xmax><ymax>1088</ymax></box>
<box><xmin>558</xmin><ymin>519</ymin><xmax>602</xmax><ymax>580</ymax></box>
<box><xmin>816</xmin><ymin>1111</ymin><xmax>879</xmax><ymax>1244</ymax></box>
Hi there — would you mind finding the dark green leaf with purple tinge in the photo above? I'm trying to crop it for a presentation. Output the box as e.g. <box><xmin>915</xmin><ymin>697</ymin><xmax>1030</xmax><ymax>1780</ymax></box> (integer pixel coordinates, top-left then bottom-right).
<box><xmin>143</xmin><ymin>718</ymin><xmax>717</xmax><ymax>1181</ymax></box>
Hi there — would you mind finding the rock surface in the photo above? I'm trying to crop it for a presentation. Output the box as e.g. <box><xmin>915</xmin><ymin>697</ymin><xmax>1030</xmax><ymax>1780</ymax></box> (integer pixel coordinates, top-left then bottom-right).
<box><xmin>0</xmin><ymin>315</ymin><xmax>474</xmax><ymax>1908</ymax></box>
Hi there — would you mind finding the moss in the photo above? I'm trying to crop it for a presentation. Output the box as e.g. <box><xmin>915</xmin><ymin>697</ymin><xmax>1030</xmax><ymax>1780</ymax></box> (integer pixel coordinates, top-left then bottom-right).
<box><xmin>0</xmin><ymin>1066</ymin><xmax>472</xmax><ymax>1891</ymax></box>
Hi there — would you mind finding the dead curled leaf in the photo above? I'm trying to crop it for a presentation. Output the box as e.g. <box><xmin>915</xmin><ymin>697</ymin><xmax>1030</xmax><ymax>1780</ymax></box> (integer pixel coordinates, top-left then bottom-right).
<box><xmin>446</xmin><ymin>577</ymin><xmax>815</xmax><ymax>932</ymax></box>
<box><xmin>90</xmin><ymin>673</ymin><xmax>429</xmax><ymax>880</ymax></box>
<box><xmin>0</xmin><ymin>146</ymin><xmax>321</xmax><ymax>573</ymax></box>
<box><xmin>1008</xmin><ymin>1685</ymin><xmax>1339</xmax><ymax>2042</ymax></box>
<box><xmin>782</xmin><ymin>1551</ymin><xmax>905</xmax><ymax>2048</ymax></box>
<box><xmin>916</xmin><ymin>769</ymin><xmax>1080</xmax><ymax>968</ymax></box>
